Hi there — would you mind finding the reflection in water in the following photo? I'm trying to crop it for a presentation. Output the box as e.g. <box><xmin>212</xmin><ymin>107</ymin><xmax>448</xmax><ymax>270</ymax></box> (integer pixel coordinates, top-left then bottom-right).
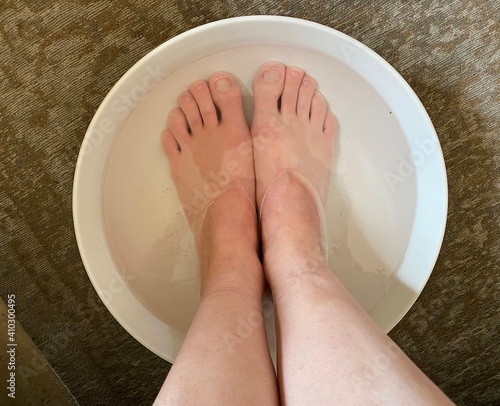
<box><xmin>325</xmin><ymin>126</ymin><xmax>399</xmax><ymax>312</ymax></box>
<box><xmin>326</xmin><ymin>179</ymin><xmax>396</xmax><ymax>312</ymax></box>
<box><xmin>125</xmin><ymin>205</ymin><xmax>201</xmax><ymax>334</ymax></box>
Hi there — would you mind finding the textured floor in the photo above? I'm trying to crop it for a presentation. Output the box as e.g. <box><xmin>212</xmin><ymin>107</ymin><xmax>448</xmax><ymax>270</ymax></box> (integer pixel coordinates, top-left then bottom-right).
<box><xmin>0</xmin><ymin>0</ymin><xmax>499</xmax><ymax>405</ymax></box>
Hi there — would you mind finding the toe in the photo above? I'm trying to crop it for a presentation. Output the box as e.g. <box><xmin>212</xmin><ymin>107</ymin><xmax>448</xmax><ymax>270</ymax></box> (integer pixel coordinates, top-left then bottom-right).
<box><xmin>323</xmin><ymin>111</ymin><xmax>336</xmax><ymax>139</ymax></box>
<box><xmin>252</xmin><ymin>61</ymin><xmax>286</xmax><ymax>114</ymax></box>
<box><xmin>161</xmin><ymin>129</ymin><xmax>180</xmax><ymax>158</ymax></box>
<box><xmin>177</xmin><ymin>91</ymin><xmax>202</xmax><ymax>134</ymax></box>
<box><xmin>296</xmin><ymin>75</ymin><xmax>317</xmax><ymax>119</ymax></box>
<box><xmin>281</xmin><ymin>67</ymin><xmax>305</xmax><ymax>115</ymax></box>
<box><xmin>167</xmin><ymin>107</ymin><xmax>190</xmax><ymax>149</ymax></box>
<box><xmin>208</xmin><ymin>72</ymin><xmax>245</xmax><ymax>123</ymax></box>
<box><xmin>310</xmin><ymin>91</ymin><xmax>328</xmax><ymax>130</ymax></box>
<box><xmin>189</xmin><ymin>80</ymin><xmax>218</xmax><ymax>129</ymax></box>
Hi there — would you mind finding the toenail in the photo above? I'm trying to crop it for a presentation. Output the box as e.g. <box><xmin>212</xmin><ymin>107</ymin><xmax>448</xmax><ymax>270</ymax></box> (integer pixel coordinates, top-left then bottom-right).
<box><xmin>264</xmin><ymin>68</ymin><xmax>281</xmax><ymax>82</ymax></box>
<box><xmin>195</xmin><ymin>83</ymin><xmax>204</xmax><ymax>92</ymax></box>
<box><xmin>215</xmin><ymin>76</ymin><xmax>231</xmax><ymax>92</ymax></box>
<box><xmin>291</xmin><ymin>68</ymin><xmax>301</xmax><ymax>78</ymax></box>
<box><xmin>302</xmin><ymin>77</ymin><xmax>312</xmax><ymax>87</ymax></box>
<box><xmin>184</xmin><ymin>93</ymin><xmax>193</xmax><ymax>103</ymax></box>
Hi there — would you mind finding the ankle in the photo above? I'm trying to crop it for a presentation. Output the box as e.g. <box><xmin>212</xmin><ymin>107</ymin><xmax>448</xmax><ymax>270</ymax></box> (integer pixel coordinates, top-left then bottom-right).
<box><xmin>261</xmin><ymin>172</ymin><xmax>323</xmax><ymax>256</ymax></box>
<box><xmin>196</xmin><ymin>188</ymin><xmax>264</xmax><ymax>299</ymax></box>
<box><xmin>201</xmin><ymin>254</ymin><xmax>264</xmax><ymax>300</ymax></box>
<box><xmin>199</xmin><ymin>241</ymin><xmax>264</xmax><ymax>301</ymax></box>
<box><xmin>198</xmin><ymin>187</ymin><xmax>258</xmax><ymax>262</ymax></box>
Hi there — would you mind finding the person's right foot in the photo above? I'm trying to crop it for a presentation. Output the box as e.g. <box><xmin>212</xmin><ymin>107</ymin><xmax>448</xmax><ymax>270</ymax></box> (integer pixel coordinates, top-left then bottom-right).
<box><xmin>251</xmin><ymin>62</ymin><xmax>336</xmax><ymax>287</ymax></box>
<box><xmin>162</xmin><ymin>72</ymin><xmax>261</xmax><ymax>299</ymax></box>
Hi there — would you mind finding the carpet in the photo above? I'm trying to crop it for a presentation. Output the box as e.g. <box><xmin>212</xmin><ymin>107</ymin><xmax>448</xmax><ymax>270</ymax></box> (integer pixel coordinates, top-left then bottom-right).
<box><xmin>0</xmin><ymin>0</ymin><xmax>498</xmax><ymax>405</ymax></box>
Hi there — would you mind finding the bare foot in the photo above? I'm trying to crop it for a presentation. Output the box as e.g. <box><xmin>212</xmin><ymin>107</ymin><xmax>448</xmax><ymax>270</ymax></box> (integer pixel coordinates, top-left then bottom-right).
<box><xmin>251</xmin><ymin>62</ymin><xmax>335</xmax><ymax>287</ymax></box>
<box><xmin>162</xmin><ymin>73</ymin><xmax>262</xmax><ymax>298</ymax></box>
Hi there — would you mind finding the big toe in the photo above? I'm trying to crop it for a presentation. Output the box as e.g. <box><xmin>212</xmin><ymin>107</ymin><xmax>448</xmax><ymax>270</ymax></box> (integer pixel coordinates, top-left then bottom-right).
<box><xmin>208</xmin><ymin>72</ymin><xmax>245</xmax><ymax>123</ymax></box>
<box><xmin>252</xmin><ymin>61</ymin><xmax>286</xmax><ymax>114</ymax></box>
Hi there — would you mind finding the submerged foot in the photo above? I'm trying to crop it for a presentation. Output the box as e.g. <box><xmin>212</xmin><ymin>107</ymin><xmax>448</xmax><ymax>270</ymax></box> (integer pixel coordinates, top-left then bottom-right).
<box><xmin>162</xmin><ymin>73</ymin><xmax>261</xmax><ymax>298</ymax></box>
<box><xmin>251</xmin><ymin>62</ymin><xmax>335</xmax><ymax>285</ymax></box>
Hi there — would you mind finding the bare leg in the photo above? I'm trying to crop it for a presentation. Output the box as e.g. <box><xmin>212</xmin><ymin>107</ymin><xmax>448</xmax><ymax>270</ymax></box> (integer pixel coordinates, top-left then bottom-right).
<box><xmin>251</xmin><ymin>62</ymin><xmax>453</xmax><ymax>405</ymax></box>
<box><xmin>154</xmin><ymin>73</ymin><xmax>278</xmax><ymax>405</ymax></box>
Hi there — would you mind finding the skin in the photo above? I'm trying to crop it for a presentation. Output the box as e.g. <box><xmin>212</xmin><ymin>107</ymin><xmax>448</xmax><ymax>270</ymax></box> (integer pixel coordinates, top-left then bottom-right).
<box><xmin>154</xmin><ymin>62</ymin><xmax>454</xmax><ymax>406</ymax></box>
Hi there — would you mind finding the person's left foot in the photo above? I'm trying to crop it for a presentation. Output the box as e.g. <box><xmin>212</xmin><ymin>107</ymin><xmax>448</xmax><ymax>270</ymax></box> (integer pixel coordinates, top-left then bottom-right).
<box><xmin>162</xmin><ymin>73</ymin><xmax>262</xmax><ymax>298</ymax></box>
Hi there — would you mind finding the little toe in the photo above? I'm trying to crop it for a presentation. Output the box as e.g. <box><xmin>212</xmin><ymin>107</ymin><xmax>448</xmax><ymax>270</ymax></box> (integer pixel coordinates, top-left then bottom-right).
<box><xmin>177</xmin><ymin>91</ymin><xmax>202</xmax><ymax>134</ymax></box>
<box><xmin>208</xmin><ymin>72</ymin><xmax>246</xmax><ymax>124</ymax></box>
<box><xmin>310</xmin><ymin>91</ymin><xmax>328</xmax><ymax>130</ymax></box>
<box><xmin>189</xmin><ymin>80</ymin><xmax>218</xmax><ymax>129</ymax></box>
<box><xmin>252</xmin><ymin>61</ymin><xmax>286</xmax><ymax>114</ymax></box>
<box><xmin>323</xmin><ymin>111</ymin><xmax>336</xmax><ymax>139</ymax></box>
<box><xmin>167</xmin><ymin>107</ymin><xmax>191</xmax><ymax>149</ymax></box>
<box><xmin>296</xmin><ymin>75</ymin><xmax>317</xmax><ymax>118</ymax></box>
<box><xmin>161</xmin><ymin>129</ymin><xmax>180</xmax><ymax>158</ymax></box>
<box><xmin>280</xmin><ymin>66</ymin><xmax>305</xmax><ymax>115</ymax></box>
